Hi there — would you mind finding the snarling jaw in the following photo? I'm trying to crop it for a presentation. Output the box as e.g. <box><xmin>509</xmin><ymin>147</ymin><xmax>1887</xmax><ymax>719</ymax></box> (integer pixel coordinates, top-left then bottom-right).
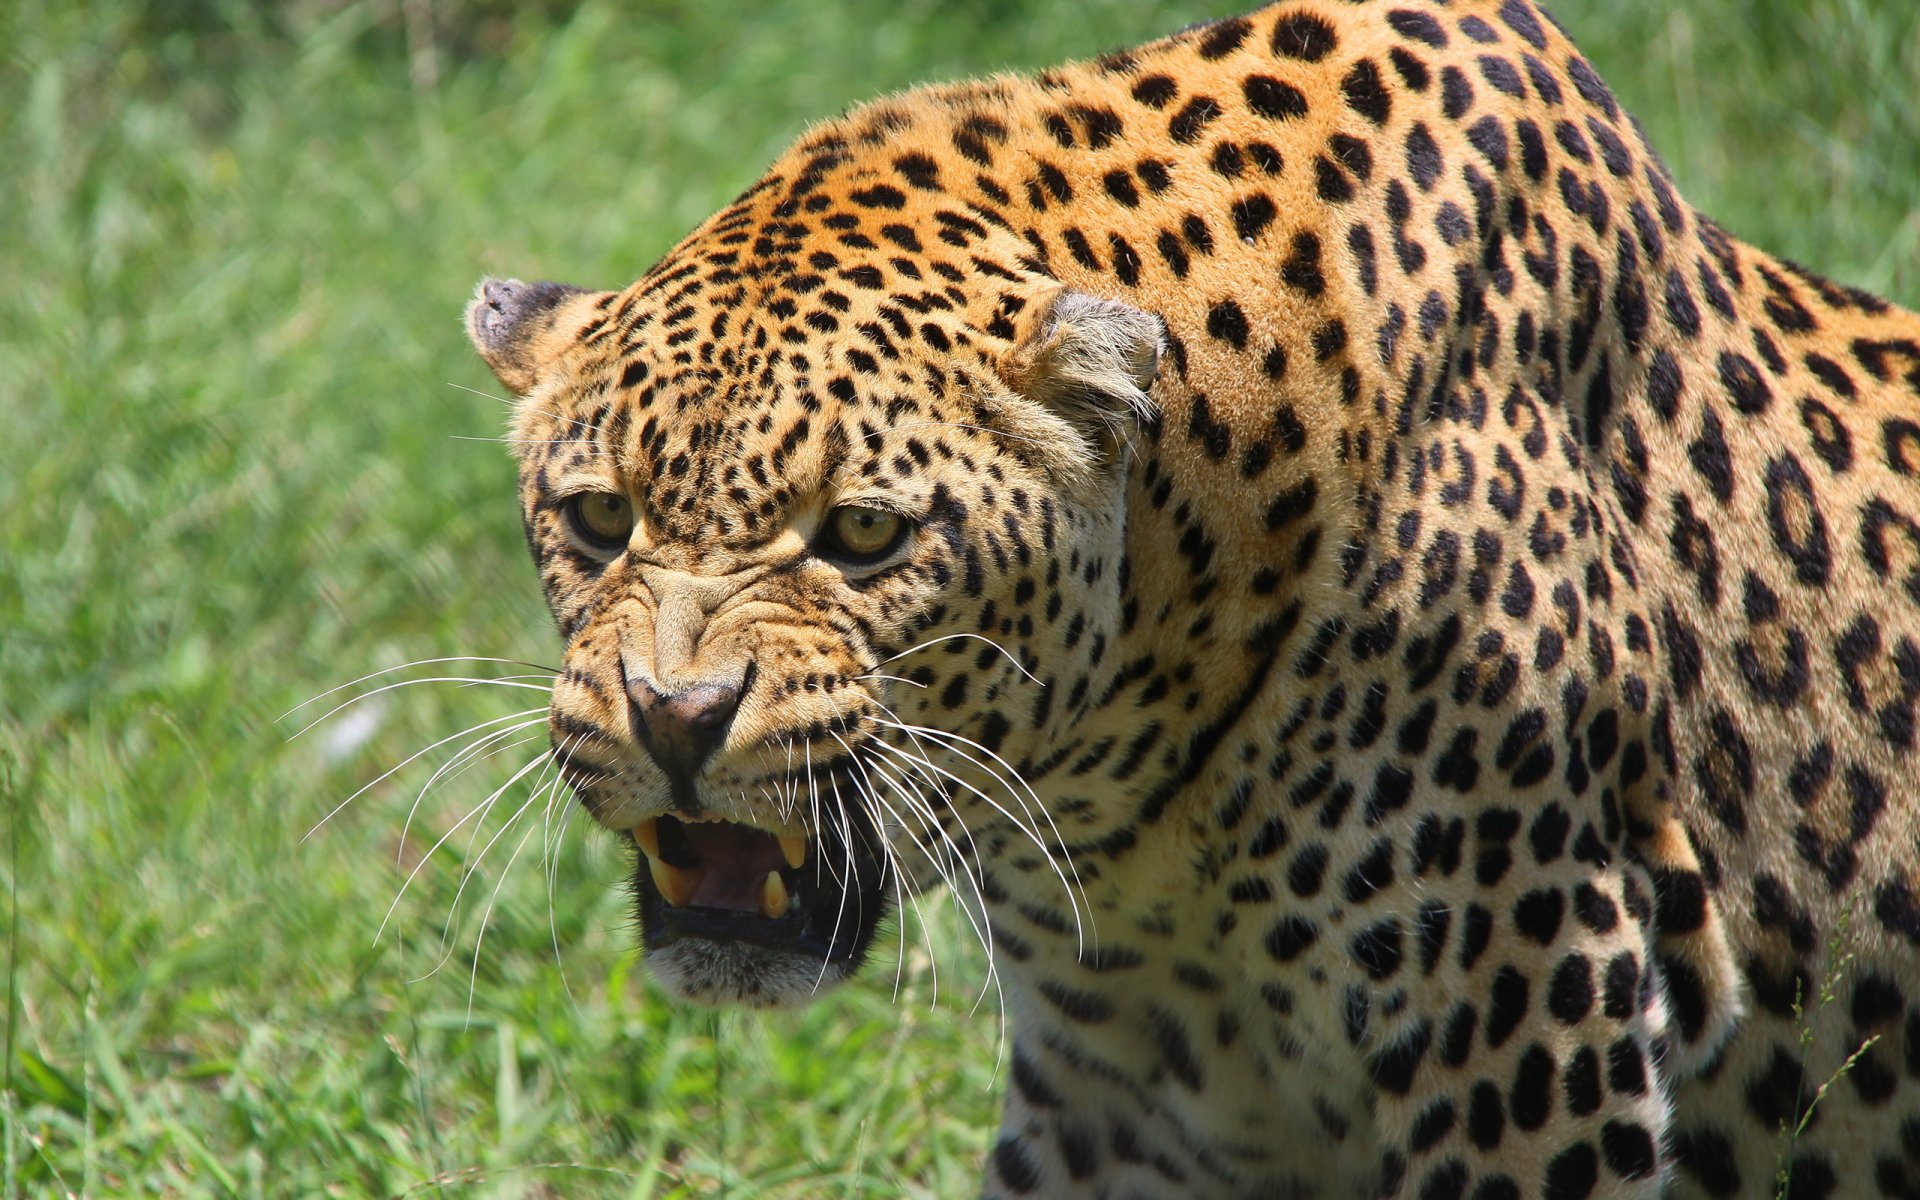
<box><xmin>464</xmin><ymin>263</ymin><xmax>1160</xmax><ymax>1007</ymax></box>
<box><xmin>625</xmin><ymin>802</ymin><xmax>895</xmax><ymax>1006</ymax></box>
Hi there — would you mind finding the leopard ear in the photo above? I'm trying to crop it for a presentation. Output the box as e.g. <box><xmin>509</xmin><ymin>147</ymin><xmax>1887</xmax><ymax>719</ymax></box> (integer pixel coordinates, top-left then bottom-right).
<box><xmin>1000</xmin><ymin>288</ymin><xmax>1164</xmax><ymax>449</ymax></box>
<box><xmin>465</xmin><ymin>277</ymin><xmax>610</xmax><ymax>395</ymax></box>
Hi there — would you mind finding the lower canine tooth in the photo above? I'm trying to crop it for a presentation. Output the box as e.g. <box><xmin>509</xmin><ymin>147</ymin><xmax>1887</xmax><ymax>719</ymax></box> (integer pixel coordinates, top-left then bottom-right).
<box><xmin>760</xmin><ymin>871</ymin><xmax>790</xmax><ymax>919</ymax></box>
<box><xmin>631</xmin><ymin>818</ymin><xmax>660</xmax><ymax>859</ymax></box>
<box><xmin>649</xmin><ymin>856</ymin><xmax>701</xmax><ymax>907</ymax></box>
<box><xmin>778</xmin><ymin>833</ymin><xmax>807</xmax><ymax>870</ymax></box>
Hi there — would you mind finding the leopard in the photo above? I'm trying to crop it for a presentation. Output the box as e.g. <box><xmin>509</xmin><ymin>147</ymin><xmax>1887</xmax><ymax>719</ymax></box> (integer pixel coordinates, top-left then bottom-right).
<box><xmin>460</xmin><ymin>1</ymin><xmax>1920</xmax><ymax>1195</ymax></box>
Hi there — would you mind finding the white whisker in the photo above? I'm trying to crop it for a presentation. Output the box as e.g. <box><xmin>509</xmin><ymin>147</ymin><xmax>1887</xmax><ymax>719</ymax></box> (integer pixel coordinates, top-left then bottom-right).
<box><xmin>301</xmin><ymin>708</ymin><xmax>546</xmax><ymax>843</ymax></box>
<box><xmin>398</xmin><ymin>725</ymin><xmax>549</xmax><ymax>863</ymax></box>
<box><xmin>287</xmin><ymin>675</ymin><xmax>554</xmax><ymax>740</ymax></box>
<box><xmin>281</xmin><ymin>656</ymin><xmax>557</xmax><ymax>721</ymax></box>
<box><xmin>868</xmin><ymin>633</ymin><xmax>1043</xmax><ymax>686</ymax></box>
<box><xmin>465</xmin><ymin>801</ymin><xmax>547</xmax><ymax>1020</ymax></box>
<box><xmin>849</xmin><ymin>672</ymin><xmax>929</xmax><ymax>690</ymax></box>
<box><xmin>860</xmin><ymin>751</ymin><xmax>1002</xmax><ymax>1011</ymax></box>
<box><xmin>870</xmin><ymin>718</ymin><xmax>1087</xmax><ymax>956</ymax></box>
<box><xmin>376</xmin><ymin>747</ymin><xmax>556</xmax><ymax>947</ymax></box>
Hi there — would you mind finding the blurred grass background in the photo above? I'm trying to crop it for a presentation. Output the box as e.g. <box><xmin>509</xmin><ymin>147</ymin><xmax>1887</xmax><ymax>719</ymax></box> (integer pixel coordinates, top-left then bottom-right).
<box><xmin>0</xmin><ymin>0</ymin><xmax>1914</xmax><ymax>1195</ymax></box>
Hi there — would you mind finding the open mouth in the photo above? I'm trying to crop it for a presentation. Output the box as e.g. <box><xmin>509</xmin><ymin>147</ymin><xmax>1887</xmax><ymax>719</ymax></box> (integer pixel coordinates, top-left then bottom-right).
<box><xmin>628</xmin><ymin>804</ymin><xmax>893</xmax><ymax>977</ymax></box>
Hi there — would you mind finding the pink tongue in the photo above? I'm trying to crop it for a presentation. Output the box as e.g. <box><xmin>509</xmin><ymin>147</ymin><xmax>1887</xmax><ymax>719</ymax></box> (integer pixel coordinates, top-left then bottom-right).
<box><xmin>682</xmin><ymin>823</ymin><xmax>785</xmax><ymax>911</ymax></box>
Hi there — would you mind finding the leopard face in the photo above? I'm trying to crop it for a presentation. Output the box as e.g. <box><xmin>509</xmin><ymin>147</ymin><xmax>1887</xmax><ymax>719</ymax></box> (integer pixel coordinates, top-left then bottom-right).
<box><xmin>465</xmin><ymin>2</ymin><xmax>1920</xmax><ymax>1195</ymax></box>
<box><xmin>470</xmin><ymin>274</ymin><xmax>1161</xmax><ymax>1006</ymax></box>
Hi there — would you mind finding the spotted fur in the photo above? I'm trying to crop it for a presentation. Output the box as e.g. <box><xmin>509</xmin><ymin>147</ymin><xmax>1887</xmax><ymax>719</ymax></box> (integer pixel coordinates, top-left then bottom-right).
<box><xmin>465</xmin><ymin>2</ymin><xmax>1920</xmax><ymax>1196</ymax></box>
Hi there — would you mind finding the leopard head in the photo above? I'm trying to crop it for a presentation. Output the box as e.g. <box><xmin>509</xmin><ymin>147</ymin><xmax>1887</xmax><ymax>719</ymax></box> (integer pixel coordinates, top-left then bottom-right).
<box><xmin>467</xmin><ymin>271</ymin><xmax>1161</xmax><ymax>1005</ymax></box>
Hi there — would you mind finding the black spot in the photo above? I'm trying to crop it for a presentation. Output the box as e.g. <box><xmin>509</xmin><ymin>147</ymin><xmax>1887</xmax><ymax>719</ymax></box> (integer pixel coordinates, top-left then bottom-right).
<box><xmin>1478</xmin><ymin>54</ymin><xmax>1527</xmax><ymax>99</ymax></box>
<box><xmin>1272</xmin><ymin>12</ymin><xmax>1338</xmax><ymax>60</ymax></box>
<box><xmin>1672</xmin><ymin>1127</ymin><xmax>1740</xmax><ymax>1197</ymax></box>
<box><xmin>1763</xmin><ymin>453</ymin><xmax>1832</xmax><ymax>586</ymax></box>
<box><xmin>1718</xmin><ymin>350</ymin><xmax>1772</xmax><ymax>415</ymax></box>
<box><xmin>1266</xmin><ymin>478</ymin><xmax>1318</xmax><ymax>530</ymax></box>
<box><xmin>1468</xmin><ymin>1080</ymin><xmax>1505</xmax><ymax>1149</ymax></box>
<box><xmin>1244</xmin><ymin>75</ymin><xmax>1309</xmax><ymax>121</ymax></box>
<box><xmin>1440</xmin><ymin>1002</ymin><xmax>1478</xmax><ymax>1066</ymax></box>
<box><xmin>1566</xmin><ymin>55</ymin><xmax>1618</xmax><ymax>120</ymax></box>
<box><xmin>1571</xmin><ymin>883</ymin><xmax>1618</xmax><ymax>933</ymax></box>
<box><xmin>1288</xmin><ymin>844</ymin><xmax>1329</xmax><ymax>897</ymax></box>
<box><xmin>1109</xmin><ymin>233</ymin><xmax>1141</xmax><ymax>286</ymax></box>
<box><xmin>1597</xmin><ymin>1121</ymin><xmax>1657</xmax><ymax>1182</ymax></box>
<box><xmin>1391</xmin><ymin>48</ymin><xmax>1432</xmax><ymax>91</ymax></box>
<box><xmin>1037</xmin><ymin>980</ymin><xmax>1113</xmax><ymax>1022</ymax></box>
<box><xmin>839</xmin><ymin>181</ymin><xmax>912</xmax><ymax>217</ymax></box>
<box><xmin>1315</xmin><ymin>157</ymin><xmax>1355</xmax><ymax>203</ymax></box>
<box><xmin>1499</xmin><ymin>0</ymin><xmax>1548</xmax><ymax>49</ymax></box>
<box><xmin>1544</xmin><ymin>1142</ymin><xmax>1599</xmax><ymax>1200</ymax></box>
<box><xmin>1687</xmin><ymin>408</ymin><xmax>1735</xmax><ymax>503</ymax></box>
<box><xmin>1182</xmin><ymin>213</ymin><xmax>1215</xmax><ymax>255</ymax></box>
<box><xmin>1313</xmin><ymin>319</ymin><xmax>1349</xmax><ymax>363</ymax></box>
<box><xmin>1343</xmin><ymin>839</ymin><xmax>1397</xmax><ymax>903</ymax></box>
<box><xmin>1461</xmin><ymin>903</ymin><xmax>1494</xmax><ymax>969</ymax></box>
<box><xmin>1156</xmin><ymin>230</ymin><xmax>1190</xmax><ymax>278</ymax></box>
<box><xmin>1388</xmin><ymin>9</ymin><xmax>1449</xmax><ymax>48</ymax></box>
<box><xmin>1198</xmin><ymin>16</ymin><xmax>1251</xmax><ymax>59</ymax></box>
<box><xmin>1460</xmin><ymin>15</ymin><xmax>1500</xmax><ymax>43</ymax></box>
<box><xmin>1350</xmin><ymin>919</ymin><xmax>1405</xmax><ymax>980</ymax></box>
<box><xmin>1647</xmin><ymin>349</ymin><xmax>1684</xmax><ymax>423</ymax></box>
<box><xmin>1207</xmin><ymin>299</ymin><xmax>1250</xmax><ymax>349</ymax></box>
<box><xmin>1369</xmin><ymin>1021</ymin><xmax>1432</xmax><ymax>1094</ymax></box>
<box><xmin>1233</xmin><ymin>193</ymin><xmax>1278</xmax><ymax>241</ymax></box>
<box><xmin>1851</xmin><ymin>974</ymin><xmax>1906</xmax><ymax>1028</ymax></box>
<box><xmin>1467</xmin><ymin>115</ymin><xmax>1510</xmax><ymax>170</ymax></box>
<box><xmin>1562</xmin><ymin>1046</ymin><xmax>1602</xmax><ymax>1117</ymax></box>
<box><xmin>1663</xmin><ymin>270</ymin><xmax>1702</xmax><ymax>339</ymax></box>
<box><xmin>1266</xmin><ymin>915</ymin><xmax>1318</xmax><ymax>960</ymax></box>
<box><xmin>1132</xmin><ymin>74</ymin><xmax>1178</xmax><ymax>109</ymax></box>
<box><xmin>1254</xmin><ymin>345</ymin><xmax>1289</xmax><ymax>387</ymax></box>
<box><xmin>1486</xmin><ymin>966</ymin><xmax>1529</xmax><ymax>1047</ymax></box>
<box><xmin>1169</xmin><ymin>96</ymin><xmax>1222</xmax><ymax>145</ymax></box>
<box><xmin>891</xmin><ymin>152</ymin><xmax>942</xmax><ymax>191</ymax></box>
<box><xmin>1342</xmin><ymin>60</ymin><xmax>1392</xmax><ymax>125</ymax></box>
<box><xmin>1547</xmin><ymin>954</ymin><xmax>1594</xmax><ymax>1023</ymax></box>
<box><xmin>1514</xmin><ymin>888</ymin><xmax>1564</xmax><ymax>944</ymax></box>
<box><xmin>1654</xmin><ymin>866</ymin><xmax>1710</xmax><ymax>936</ymax></box>
<box><xmin>1509</xmin><ymin>1043</ymin><xmax>1555</xmax><ymax>1131</ymax></box>
<box><xmin>1783</xmin><ymin>1156</ymin><xmax>1837</xmax><ymax>1200</ymax></box>
<box><xmin>1405</xmin><ymin>124</ymin><xmax>1444</xmax><ymax>192</ymax></box>
<box><xmin>1606</xmin><ymin>1035</ymin><xmax>1647</xmax><ymax>1096</ymax></box>
<box><xmin>1413</xmin><ymin>899</ymin><xmax>1452</xmax><ymax>973</ymax></box>
<box><xmin>1147</xmin><ymin>1004</ymin><xmax>1206</xmax><ymax>1090</ymax></box>
<box><xmin>1282</xmin><ymin>232</ymin><xmax>1326</xmax><ymax>296</ymax></box>
<box><xmin>1441</xmin><ymin>66</ymin><xmax>1474</xmax><ymax>119</ymax></box>
<box><xmin>1805</xmin><ymin>352</ymin><xmax>1858</xmax><ymax>399</ymax></box>
<box><xmin>1011</xmin><ymin>1050</ymin><xmax>1063</xmax><ymax>1109</ymax></box>
<box><xmin>1411</xmin><ymin>1098</ymin><xmax>1457</xmax><ymax>1153</ymax></box>
<box><xmin>1798</xmin><ymin>396</ymin><xmax>1852</xmax><ymax>472</ymax></box>
<box><xmin>994</xmin><ymin>1137</ymin><xmax>1042</xmax><ymax>1193</ymax></box>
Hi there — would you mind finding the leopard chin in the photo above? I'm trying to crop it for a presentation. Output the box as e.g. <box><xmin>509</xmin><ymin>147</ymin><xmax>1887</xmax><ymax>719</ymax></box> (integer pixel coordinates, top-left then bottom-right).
<box><xmin>626</xmin><ymin>807</ymin><xmax>894</xmax><ymax>1007</ymax></box>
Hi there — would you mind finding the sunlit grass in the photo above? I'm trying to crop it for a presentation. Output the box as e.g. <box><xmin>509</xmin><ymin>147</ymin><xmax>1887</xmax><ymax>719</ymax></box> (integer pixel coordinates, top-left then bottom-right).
<box><xmin>2</xmin><ymin>0</ymin><xmax>1915</xmax><ymax>1195</ymax></box>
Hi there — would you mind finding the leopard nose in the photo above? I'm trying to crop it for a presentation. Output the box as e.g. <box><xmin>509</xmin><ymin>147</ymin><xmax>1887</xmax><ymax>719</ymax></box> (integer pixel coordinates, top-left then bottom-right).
<box><xmin>625</xmin><ymin>671</ymin><xmax>744</xmax><ymax>785</ymax></box>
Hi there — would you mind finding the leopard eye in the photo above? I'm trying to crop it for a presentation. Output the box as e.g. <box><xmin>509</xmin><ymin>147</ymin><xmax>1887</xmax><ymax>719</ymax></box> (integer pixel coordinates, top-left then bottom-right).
<box><xmin>822</xmin><ymin>505</ymin><xmax>908</xmax><ymax>564</ymax></box>
<box><xmin>566</xmin><ymin>491</ymin><xmax>635</xmax><ymax>553</ymax></box>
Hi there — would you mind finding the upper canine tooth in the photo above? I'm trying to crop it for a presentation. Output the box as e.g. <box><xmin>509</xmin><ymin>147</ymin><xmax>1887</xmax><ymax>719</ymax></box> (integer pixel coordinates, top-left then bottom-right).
<box><xmin>760</xmin><ymin>870</ymin><xmax>791</xmax><ymax>919</ymax></box>
<box><xmin>778</xmin><ymin>832</ymin><xmax>808</xmax><ymax>870</ymax></box>
<box><xmin>631</xmin><ymin>818</ymin><xmax>661</xmax><ymax>859</ymax></box>
<box><xmin>648</xmin><ymin>856</ymin><xmax>701</xmax><ymax>907</ymax></box>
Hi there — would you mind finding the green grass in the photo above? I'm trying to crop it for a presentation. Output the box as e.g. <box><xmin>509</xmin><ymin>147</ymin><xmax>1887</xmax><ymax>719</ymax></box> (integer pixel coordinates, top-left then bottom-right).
<box><xmin>1</xmin><ymin>0</ymin><xmax>1914</xmax><ymax>1195</ymax></box>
